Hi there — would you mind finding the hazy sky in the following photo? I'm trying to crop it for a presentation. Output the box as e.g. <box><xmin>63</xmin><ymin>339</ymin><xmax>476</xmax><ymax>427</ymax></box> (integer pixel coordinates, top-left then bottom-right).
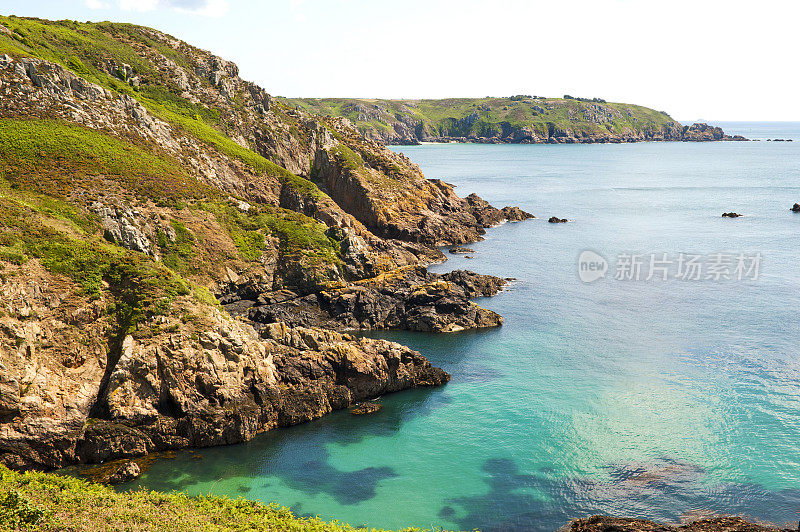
<box><xmin>2</xmin><ymin>0</ymin><xmax>798</xmax><ymax>121</ymax></box>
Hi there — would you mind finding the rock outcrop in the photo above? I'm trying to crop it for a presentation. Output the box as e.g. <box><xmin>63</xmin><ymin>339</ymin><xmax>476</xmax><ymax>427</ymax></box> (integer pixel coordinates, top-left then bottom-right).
<box><xmin>107</xmin><ymin>461</ymin><xmax>141</xmax><ymax>484</ymax></box>
<box><xmin>222</xmin><ymin>267</ymin><xmax>506</xmax><ymax>333</ymax></box>
<box><xmin>567</xmin><ymin>516</ymin><xmax>790</xmax><ymax>532</ymax></box>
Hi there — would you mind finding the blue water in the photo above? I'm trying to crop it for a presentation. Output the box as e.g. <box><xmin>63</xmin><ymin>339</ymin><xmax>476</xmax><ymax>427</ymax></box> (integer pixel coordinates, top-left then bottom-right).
<box><xmin>131</xmin><ymin>123</ymin><xmax>800</xmax><ymax>531</ymax></box>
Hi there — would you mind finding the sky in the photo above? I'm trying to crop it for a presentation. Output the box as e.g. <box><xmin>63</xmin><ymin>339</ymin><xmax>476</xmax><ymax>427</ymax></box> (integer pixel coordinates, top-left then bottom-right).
<box><xmin>1</xmin><ymin>0</ymin><xmax>798</xmax><ymax>121</ymax></box>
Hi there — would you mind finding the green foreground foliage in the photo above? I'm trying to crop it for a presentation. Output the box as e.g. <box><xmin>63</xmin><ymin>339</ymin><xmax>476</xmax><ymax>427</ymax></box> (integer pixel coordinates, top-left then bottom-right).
<box><xmin>0</xmin><ymin>466</ymin><xmax>423</xmax><ymax>532</ymax></box>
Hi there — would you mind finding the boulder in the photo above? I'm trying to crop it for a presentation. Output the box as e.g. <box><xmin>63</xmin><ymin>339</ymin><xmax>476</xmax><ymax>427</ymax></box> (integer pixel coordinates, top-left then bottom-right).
<box><xmin>107</xmin><ymin>461</ymin><xmax>141</xmax><ymax>484</ymax></box>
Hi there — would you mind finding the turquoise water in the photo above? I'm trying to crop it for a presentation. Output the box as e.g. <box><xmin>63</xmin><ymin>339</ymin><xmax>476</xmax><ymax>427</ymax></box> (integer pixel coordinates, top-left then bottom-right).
<box><xmin>130</xmin><ymin>124</ymin><xmax>800</xmax><ymax>530</ymax></box>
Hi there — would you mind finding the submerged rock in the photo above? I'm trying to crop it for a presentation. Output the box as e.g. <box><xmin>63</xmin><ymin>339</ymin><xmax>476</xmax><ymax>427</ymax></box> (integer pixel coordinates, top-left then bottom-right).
<box><xmin>449</xmin><ymin>247</ymin><xmax>475</xmax><ymax>254</ymax></box>
<box><xmin>107</xmin><ymin>461</ymin><xmax>141</xmax><ymax>484</ymax></box>
<box><xmin>350</xmin><ymin>402</ymin><xmax>382</xmax><ymax>415</ymax></box>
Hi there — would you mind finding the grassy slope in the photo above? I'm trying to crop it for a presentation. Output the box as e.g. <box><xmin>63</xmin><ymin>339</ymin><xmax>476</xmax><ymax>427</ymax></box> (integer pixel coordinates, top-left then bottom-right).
<box><xmin>0</xmin><ymin>16</ymin><xmax>327</xmax><ymax>199</ymax></box>
<box><xmin>0</xmin><ymin>466</ymin><xmax>421</xmax><ymax>532</ymax></box>
<box><xmin>281</xmin><ymin>96</ymin><xmax>678</xmax><ymax>139</ymax></box>
<box><xmin>0</xmin><ymin>16</ymin><xmax>343</xmax><ymax>276</ymax></box>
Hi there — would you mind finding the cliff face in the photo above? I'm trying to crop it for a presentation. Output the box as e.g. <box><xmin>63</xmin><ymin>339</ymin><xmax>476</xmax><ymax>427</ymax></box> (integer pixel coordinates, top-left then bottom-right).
<box><xmin>282</xmin><ymin>97</ymin><xmax>747</xmax><ymax>145</ymax></box>
<box><xmin>0</xmin><ymin>260</ymin><xmax>447</xmax><ymax>471</ymax></box>
<box><xmin>0</xmin><ymin>16</ymin><xmax>532</xmax><ymax>471</ymax></box>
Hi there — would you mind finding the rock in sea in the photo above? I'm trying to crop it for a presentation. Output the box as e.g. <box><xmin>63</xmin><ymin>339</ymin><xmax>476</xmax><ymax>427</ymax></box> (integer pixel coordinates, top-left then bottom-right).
<box><xmin>721</xmin><ymin>212</ymin><xmax>742</xmax><ymax>218</ymax></box>
<box><xmin>791</xmin><ymin>203</ymin><xmax>800</xmax><ymax>212</ymax></box>
<box><xmin>350</xmin><ymin>402</ymin><xmax>383</xmax><ymax>415</ymax></box>
<box><xmin>108</xmin><ymin>461</ymin><xmax>141</xmax><ymax>484</ymax></box>
<box><xmin>449</xmin><ymin>247</ymin><xmax>475</xmax><ymax>254</ymax></box>
<box><xmin>548</xmin><ymin>216</ymin><xmax>569</xmax><ymax>223</ymax></box>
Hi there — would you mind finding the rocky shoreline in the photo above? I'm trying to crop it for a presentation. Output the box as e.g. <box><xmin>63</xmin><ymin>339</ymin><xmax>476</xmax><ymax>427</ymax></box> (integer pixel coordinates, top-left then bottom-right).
<box><xmin>567</xmin><ymin>515</ymin><xmax>792</xmax><ymax>532</ymax></box>
<box><xmin>0</xmin><ymin>19</ymin><xmax>540</xmax><ymax>473</ymax></box>
<box><xmin>393</xmin><ymin>122</ymin><xmax>749</xmax><ymax>145</ymax></box>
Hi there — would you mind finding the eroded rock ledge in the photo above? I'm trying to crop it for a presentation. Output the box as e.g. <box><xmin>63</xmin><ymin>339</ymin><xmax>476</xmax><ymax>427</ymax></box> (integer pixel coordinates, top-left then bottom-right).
<box><xmin>221</xmin><ymin>267</ymin><xmax>507</xmax><ymax>333</ymax></box>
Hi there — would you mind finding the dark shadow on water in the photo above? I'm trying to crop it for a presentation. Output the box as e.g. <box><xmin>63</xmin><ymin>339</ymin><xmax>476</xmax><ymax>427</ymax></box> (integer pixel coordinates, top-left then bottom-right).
<box><xmin>126</xmin><ymin>386</ymin><xmax>447</xmax><ymax>506</ymax></box>
<box><xmin>445</xmin><ymin>457</ymin><xmax>800</xmax><ymax>532</ymax></box>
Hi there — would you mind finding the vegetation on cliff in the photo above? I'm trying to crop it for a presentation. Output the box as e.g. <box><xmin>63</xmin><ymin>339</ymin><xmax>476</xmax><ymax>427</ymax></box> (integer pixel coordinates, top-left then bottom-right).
<box><xmin>0</xmin><ymin>466</ymin><xmax>415</xmax><ymax>531</ymax></box>
<box><xmin>280</xmin><ymin>96</ymin><xmax>684</xmax><ymax>144</ymax></box>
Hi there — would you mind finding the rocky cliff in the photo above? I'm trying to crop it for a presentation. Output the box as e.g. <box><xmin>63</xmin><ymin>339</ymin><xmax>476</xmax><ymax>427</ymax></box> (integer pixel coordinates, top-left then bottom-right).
<box><xmin>0</xmin><ymin>16</ymin><xmax>532</xmax><ymax>471</ymax></box>
<box><xmin>282</xmin><ymin>97</ymin><xmax>748</xmax><ymax>145</ymax></box>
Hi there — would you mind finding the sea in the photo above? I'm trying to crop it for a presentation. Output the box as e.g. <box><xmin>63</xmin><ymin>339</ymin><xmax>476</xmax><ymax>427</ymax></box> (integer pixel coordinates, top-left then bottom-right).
<box><xmin>128</xmin><ymin>122</ymin><xmax>800</xmax><ymax>531</ymax></box>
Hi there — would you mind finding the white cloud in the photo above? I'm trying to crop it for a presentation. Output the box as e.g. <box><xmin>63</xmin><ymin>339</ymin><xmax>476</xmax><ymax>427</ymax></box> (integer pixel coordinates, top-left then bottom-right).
<box><xmin>84</xmin><ymin>0</ymin><xmax>110</xmax><ymax>8</ymax></box>
<box><xmin>85</xmin><ymin>0</ymin><xmax>229</xmax><ymax>16</ymax></box>
<box><xmin>289</xmin><ymin>0</ymin><xmax>307</xmax><ymax>22</ymax></box>
<box><xmin>118</xmin><ymin>0</ymin><xmax>159</xmax><ymax>11</ymax></box>
<box><xmin>173</xmin><ymin>0</ymin><xmax>229</xmax><ymax>17</ymax></box>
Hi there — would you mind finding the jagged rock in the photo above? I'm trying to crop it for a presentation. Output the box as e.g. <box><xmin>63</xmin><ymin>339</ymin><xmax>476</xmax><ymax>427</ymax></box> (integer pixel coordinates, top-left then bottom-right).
<box><xmin>0</xmin><ymin>284</ymin><xmax>450</xmax><ymax>469</ymax></box>
<box><xmin>567</xmin><ymin>515</ymin><xmax>790</xmax><ymax>532</ymax></box>
<box><xmin>107</xmin><ymin>461</ymin><xmax>141</xmax><ymax>484</ymax></box>
<box><xmin>721</xmin><ymin>212</ymin><xmax>742</xmax><ymax>218</ymax></box>
<box><xmin>91</xmin><ymin>203</ymin><xmax>155</xmax><ymax>257</ymax></box>
<box><xmin>233</xmin><ymin>267</ymin><xmax>505</xmax><ymax>333</ymax></box>
<box><xmin>464</xmin><ymin>193</ymin><xmax>533</xmax><ymax>227</ymax></box>
<box><xmin>449</xmin><ymin>247</ymin><xmax>475</xmax><ymax>254</ymax></box>
<box><xmin>682</xmin><ymin>123</ymin><xmax>725</xmax><ymax>141</ymax></box>
<box><xmin>350</xmin><ymin>402</ymin><xmax>382</xmax><ymax>415</ymax></box>
<box><xmin>548</xmin><ymin>216</ymin><xmax>569</xmax><ymax>223</ymax></box>
<box><xmin>501</xmin><ymin>206</ymin><xmax>534</xmax><ymax>221</ymax></box>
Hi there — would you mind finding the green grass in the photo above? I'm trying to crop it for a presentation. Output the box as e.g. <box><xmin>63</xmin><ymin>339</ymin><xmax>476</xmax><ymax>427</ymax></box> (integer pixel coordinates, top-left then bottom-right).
<box><xmin>0</xmin><ymin>16</ymin><xmax>192</xmax><ymax>90</ymax></box>
<box><xmin>0</xmin><ymin>188</ymin><xmax>196</xmax><ymax>338</ymax></box>
<box><xmin>332</xmin><ymin>144</ymin><xmax>365</xmax><ymax>172</ymax></box>
<box><xmin>0</xmin><ymin>15</ymin><xmax>330</xmax><ymax>203</ymax></box>
<box><xmin>0</xmin><ymin>466</ymin><xmax>425</xmax><ymax>532</ymax></box>
<box><xmin>157</xmin><ymin>220</ymin><xmax>196</xmax><ymax>273</ymax></box>
<box><xmin>0</xmin><ymin>118</ymin><xmax>207</xmax><ymax>204</ymax></box>
<box><xmin>199</xmin><ymin>201</ymin><xmax>341</xmax><ymax>266</ymax></box>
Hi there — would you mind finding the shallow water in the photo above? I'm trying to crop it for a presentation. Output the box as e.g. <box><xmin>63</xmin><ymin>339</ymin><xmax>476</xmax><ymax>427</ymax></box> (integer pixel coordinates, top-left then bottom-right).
<box><xmin>130</xmin><ymin>123</ymin><xmax>800</xmax><ymax>531</ymax></box>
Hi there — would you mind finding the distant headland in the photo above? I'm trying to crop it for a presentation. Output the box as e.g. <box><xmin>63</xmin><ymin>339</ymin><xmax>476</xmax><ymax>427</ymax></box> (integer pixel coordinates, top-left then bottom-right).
<box><xmin>280</xmin><ymin>95</ymin><xmax>749</xmax><ymax>145</ymax></box>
